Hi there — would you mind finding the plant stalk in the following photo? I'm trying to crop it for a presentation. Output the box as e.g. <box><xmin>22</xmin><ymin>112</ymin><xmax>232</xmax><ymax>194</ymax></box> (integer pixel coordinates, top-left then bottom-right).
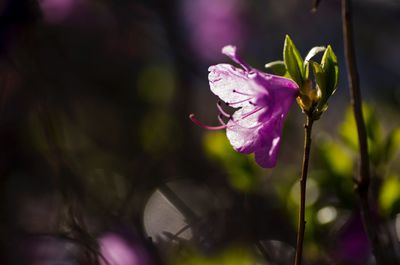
<box><xmin>341</xmin><ymin>0</ymin><xmax>386</xmax><ymax>264</ymax></box>
<box><xmin>295</xmin><ymin>115</ymin><xmax>314</xmax><ymax>265</ymax></box>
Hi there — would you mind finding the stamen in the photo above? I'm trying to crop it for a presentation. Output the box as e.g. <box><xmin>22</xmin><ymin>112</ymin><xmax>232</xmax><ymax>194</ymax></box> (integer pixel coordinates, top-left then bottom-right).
<box><xmin>217</xmin><ymin>101</ymin><xmax>231</xmax><ymax>117</ymax></box>
<box><xmin>218</xmin><ymin>114</ymin><xmax>227</xmax><ymax>125</ymax></box>
<box><xmin>233</xmin><ymin>89</ymin><xmax>253</xmax><ymax>96</ymax></box>
<box><xmin>227</xmin><ymin>97</ymin><xmax>252</xmax><ymax>106</ymax></box>
<box><xmin>227</xmin><ymin>107</ymin><xmax>265</xmax><ymax>130</ymax></box>
<box><xmin>239</xmin><ymin>107</ymin><xmax>264</xmax><ymax>120</ymax></box>
<box><xmin>189</xmin><ymin>114</ymin><xmax>227</xmax><ymax>130</ymax></box>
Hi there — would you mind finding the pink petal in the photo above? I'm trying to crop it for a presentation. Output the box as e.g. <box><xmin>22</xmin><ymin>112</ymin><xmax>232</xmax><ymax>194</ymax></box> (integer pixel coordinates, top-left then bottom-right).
<box><xmin>254</xmin><ymin>118</ymin><xmax>283</xmax><ymax>168</ymax></box>
<box><xmin>232</xmin><ymin>105</ymin><xmax>263</xmax><ymax>126</ymax></box>
<box><xmin>253</xmin><ymin>97</ymin><xmax>294</xmax><ymax>168</ymax></box>
<box><xmin>257</xmin><ymin>72</ymin><xmax>299</xmax><ymax>93</ymax></box>
<box><xmin>208</xmin><ymin>64</ymin><xmax>266</xmax><ymax>107</ymax></box>
<box><xmin>226</xmin><ymin>105</ymin><xmax>264</xmax><ymax>154</ymax></box>
<box><xmin>226</xmin><ymin>125</ymin><xmax>259</xmax><ymax>154</ymax></box>
<box><xmin>221</xmin><ymin>45</ymin><xmax>251</xmax><ymax>71</ymax></box>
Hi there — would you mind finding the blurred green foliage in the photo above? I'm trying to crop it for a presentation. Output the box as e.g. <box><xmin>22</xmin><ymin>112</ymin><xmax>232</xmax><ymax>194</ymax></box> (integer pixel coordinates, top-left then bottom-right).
<box><xmin>203</xmin><ymin>131</ymin><xmax>261</xmax><ymax>192</ymax></box>
<box><xmin>379</xmin><ymin>175</ymin><xmax>400</xmax><ymax>216</ymax></box>
<box><xmin>272</xmin><ymin>103</ymin><xmax>399</xmax><ymax>263</ymax></box>
<box><xmin>137</xmin><ymin>65</ymin><xmax>176</xmax><ymax>105</ymax></box>
<box><xmin>174</xmin><ymin>246</ymin><xmax>263</xmax><ymax>265</ymax></box>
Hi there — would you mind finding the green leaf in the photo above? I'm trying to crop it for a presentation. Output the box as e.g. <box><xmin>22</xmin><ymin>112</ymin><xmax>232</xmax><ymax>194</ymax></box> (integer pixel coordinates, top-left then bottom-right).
<box><xmin>304</xmin><ymin>61</ymin><xmax>310</xmax><ymax>80</ymax></box>
<box><xmin>283</xmin><ymin>35</ymin><xmax>305</xmax><ymax>87</ymax></box>
<box><xmin>322</xmin><ymin>45</ymin><xmax>339</xmax><ymax>95</ymax></box>
<box><xmin>305</xmin><ymin>46</ymin><xmax>325</xmax><ymax>81</ymax></box>
<box><xmin>265</xmin><ymin>60</ymin><xmax>287</xmax><ymax>76</ymax></box>
<box><xmin>315</xmin><ymin>45</ymin><xmax>339</xmax><ymax>111</ymax></box>
<box><xmin>311</xmin><ymin>61</ymin><xmax>324</xmax><ymax>88</ymax></box>
<box><xmin>305</xmin><ymin>46</ymin><xmax>326</xmax><ymax>62</ymax></box>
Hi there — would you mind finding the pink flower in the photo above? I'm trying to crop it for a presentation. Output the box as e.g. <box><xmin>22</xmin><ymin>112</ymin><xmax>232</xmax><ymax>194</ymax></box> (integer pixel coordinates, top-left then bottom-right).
<box><xmin>190</xmin><ymin>45</ymin><xmax>299</xmax><ymax>168</ymax></box>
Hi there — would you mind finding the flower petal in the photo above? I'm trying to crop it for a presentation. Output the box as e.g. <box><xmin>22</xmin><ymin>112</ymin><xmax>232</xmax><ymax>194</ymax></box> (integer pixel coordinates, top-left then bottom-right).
<box><xmin>254</xmin><ymin>118</ymin><xmax>283</xmax><ymax>168</ymax></box>
<box><xmin>208</xmin><ymin>64</ymin><xmax>259</xmax><ymax>107</ymax></box>
<box><xmin>258</xmin><ymin>86</ymin><xmax>296</xmax><ymax>123</ymax></box>
<box><xmin>253</xmin><ymin>96</ymin><xmax>295</xmax><ymax>168</ymax></box>
<box><xmin>221</xmin><ymin>45</ymin><xmax>251</xmax><ymax>71</ymax></box>
<box><xmin>226</xmin><ymin>125</ymin><xmax>259</xmax><ymax>154</ymax></box>
<box><xmin>222</xmin><ymin>73</ymin><xmax>297</xmax><ymax>166</ymax></box>
<box><xmin>257</xmin><ymin>73</ymin><xmax>299</xmax><ymax>93</ymax></box>
<box><xmin>230</xmin><ymin>104</ymin><xmax>264</xmax><ymax>128</ymax></box>
<box><xmin>226</xmin><ymin>105</ymin><xmax>264</xmax><ymax>154</ymax></box>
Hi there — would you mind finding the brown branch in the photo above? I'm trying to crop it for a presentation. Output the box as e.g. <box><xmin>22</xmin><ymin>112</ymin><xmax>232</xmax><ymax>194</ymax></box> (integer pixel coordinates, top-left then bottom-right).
<box><xmin>341</xmin><ymin>0</ymin><xmax>387</xmax><ymax>264</ymax></box>
<box><xmin>295</xmin><ymin>115</ymin><xmax>314</xmax><ymax>265</ymax></box>
<box><xmin>311</xmin><ymin>0</ymin><xmax>322</xmax><ymax>12</ymax></box>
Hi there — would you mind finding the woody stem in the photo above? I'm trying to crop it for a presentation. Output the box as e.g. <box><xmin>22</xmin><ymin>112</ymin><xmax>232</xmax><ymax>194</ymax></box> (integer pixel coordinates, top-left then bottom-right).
<box><xmin>295</xmin><ymin>115</ymin><xmax>314</xmax><ymax>265</ymax></box>
<box><xmin>341</xmin><ymin>0</ymin><xmax>387</xmax><ymax>264</ymax></box>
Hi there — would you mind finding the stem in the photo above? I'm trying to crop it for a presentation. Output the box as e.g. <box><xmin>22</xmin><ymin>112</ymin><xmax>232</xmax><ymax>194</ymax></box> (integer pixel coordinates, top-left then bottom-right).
<box><xmin>295</xmin><ymin>115</ymin><xmax>314</xmax><ymax>265</ymax></box>
<box><xmin>311</xmin><ymin>0</ymin><xmax>322</xmax><ymax>12</ymax></box>
<box><xmin>341</xmin><ymin>0</ymin><xmax>386</xmax><ymax>264</ymax></box>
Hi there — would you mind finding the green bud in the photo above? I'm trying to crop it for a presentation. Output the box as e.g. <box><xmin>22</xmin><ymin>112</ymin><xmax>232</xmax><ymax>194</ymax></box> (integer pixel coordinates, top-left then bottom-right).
<box><xmin>296</xmin><ymin>79</ymin><xmax>321</xmax><ymax>115</ymax></box>
<box><xmin>282</xmin><ymin>37</ymin><xmax>338</xmax><ymax>119</ymax></box>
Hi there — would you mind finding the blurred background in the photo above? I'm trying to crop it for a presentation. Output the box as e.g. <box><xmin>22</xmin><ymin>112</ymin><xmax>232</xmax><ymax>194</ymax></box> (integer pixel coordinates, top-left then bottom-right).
<box><xmin>0</xmin><ymin>0</ymin><xmax>400</xmax><ymax>264</ymax></box>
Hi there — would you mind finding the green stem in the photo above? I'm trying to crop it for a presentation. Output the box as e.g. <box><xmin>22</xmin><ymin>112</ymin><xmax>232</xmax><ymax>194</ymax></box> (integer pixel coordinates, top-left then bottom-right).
<box><xmin>295</xmin><ymin>115</ymin><xmax>314</xmax><ymax>265</ymax></box>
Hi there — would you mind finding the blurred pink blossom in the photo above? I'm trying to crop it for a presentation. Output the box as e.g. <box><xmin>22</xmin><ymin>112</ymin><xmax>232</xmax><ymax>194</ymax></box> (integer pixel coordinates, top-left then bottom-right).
<box><xmin>38</xmin><ymin>0</ymin><xmax>82</xmax><ymax>23</ymax></box>
<box><xmin>99</xmin><ymin>233</ymin><xmax>150</xmax><ymax>265</ymax></box>
<box><xmin>182</xmin><ymin>0</ymin><xmax>247</xmax><ymax>61</ymax></box>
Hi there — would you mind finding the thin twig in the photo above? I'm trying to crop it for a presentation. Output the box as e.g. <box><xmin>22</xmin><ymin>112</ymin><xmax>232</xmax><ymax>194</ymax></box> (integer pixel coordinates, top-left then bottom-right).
<box><xmin>311</xmin><ymin>0</ymin><xmax>322</xmax><ymax>12</ymax></box>
<box><xmin>295</xmin><ymin>115</ymin><xmax>314</xmax><ymax>265</ymax></box>
<box><xmin>341</xmin><ymin>0</ymin><xmax>386</xmax><ymax>264</ymax></box>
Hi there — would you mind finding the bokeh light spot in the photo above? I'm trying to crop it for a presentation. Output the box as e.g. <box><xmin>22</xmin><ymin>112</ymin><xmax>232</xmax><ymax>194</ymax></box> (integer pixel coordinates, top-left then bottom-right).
<box><xmin>290</xmin><ymin>178</ymin><xmax>320</xmax><ymax>206</ymax></box>
<box><xmin>317</xmin><ymin>206</ymin><xmax>337</xmax><ymax>224</ymax></box>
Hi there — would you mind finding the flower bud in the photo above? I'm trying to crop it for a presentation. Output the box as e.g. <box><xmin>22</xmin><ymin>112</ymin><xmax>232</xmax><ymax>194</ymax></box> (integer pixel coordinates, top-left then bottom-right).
<box><xmin>296</xmin><ymin>79</ymin><xmax>321</xmax><ymax>115</ymax></box>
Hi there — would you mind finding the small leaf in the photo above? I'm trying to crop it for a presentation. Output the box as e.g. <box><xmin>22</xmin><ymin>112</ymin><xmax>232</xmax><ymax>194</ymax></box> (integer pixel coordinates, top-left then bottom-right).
<box><xmin>311</xmin><ymin>61</ymin><xmax>324</xmax><ymax>88</ymax></box>
<box><xmin>304</xmin><ymin>61</ymin><xmax>310</xmax><ymax>80</ymax></box>
<box><xmin>305</xmin><ymin>46</ymin><xmax>326</xmax><ymax>62</ymax></box>
<box><xmin>322</xmin><ymin>45</ymin><xmax>339</xmax><ymax>94</ymax></box>
<box><xmin>315</xmin><ymin>45</ymin><xmax>339</xmax><ymax>111</ymax></box>
<box><xmin>265</xmin><ymin>61</ymin><xmax>287</xmax><ymax>76</ymax></box>
<box><xmin>283</xmin><ymin>35</ymin><xmax>305</xmax><ymax>87</ymax></box>
<box><xmin>297</xmin><ymin>45</ymin><xmax>324</xmax><ymax>88</ymax></box>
